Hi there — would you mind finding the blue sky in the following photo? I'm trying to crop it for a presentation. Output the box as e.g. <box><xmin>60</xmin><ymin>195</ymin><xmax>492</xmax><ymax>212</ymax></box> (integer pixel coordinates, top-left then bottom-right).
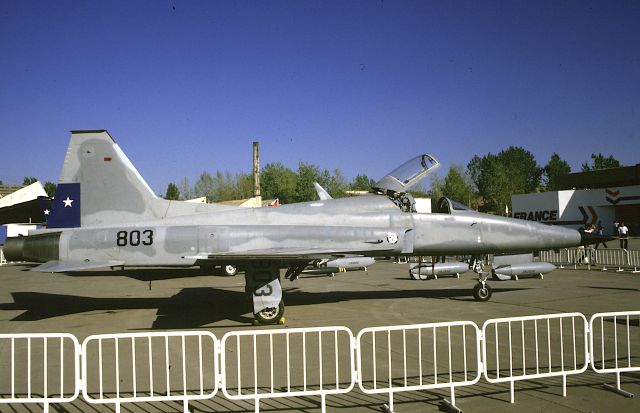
<box><xmin>1</xmin><ymin>0</ymin><xmax>638</xmax><ymax>194</ymax></box>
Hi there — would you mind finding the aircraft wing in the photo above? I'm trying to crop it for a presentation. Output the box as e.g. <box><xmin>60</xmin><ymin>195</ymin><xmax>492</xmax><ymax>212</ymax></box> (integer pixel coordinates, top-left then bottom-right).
<box><xmin>195</xmin><ymin>246</ymin><xmax>396</xmax><ymax>261</ymax></box>
<box><xmin>31</xmin><ymin>260</ymin><xmax>125</xmax><ymax>273</ymax></box>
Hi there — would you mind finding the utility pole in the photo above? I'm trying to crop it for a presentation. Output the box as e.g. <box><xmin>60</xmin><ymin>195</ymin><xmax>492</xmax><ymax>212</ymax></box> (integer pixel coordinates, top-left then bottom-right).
<box><xmin>253</xmin><ymin>141</ymin><xmax>261</xmax><ymax>206</ymax></box>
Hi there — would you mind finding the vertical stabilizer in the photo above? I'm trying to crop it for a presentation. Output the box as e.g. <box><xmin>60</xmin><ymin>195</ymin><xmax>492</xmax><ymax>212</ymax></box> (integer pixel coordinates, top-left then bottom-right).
<box><xmin>51</xmin><ymin>130</ymin><xmax>161</xmax><ymax>227</ymax></box>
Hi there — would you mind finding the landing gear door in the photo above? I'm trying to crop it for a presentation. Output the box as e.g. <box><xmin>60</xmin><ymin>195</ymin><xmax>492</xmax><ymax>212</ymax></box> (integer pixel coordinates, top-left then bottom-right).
<box><xmin>373</xmin><ymin>154</ymin><xmax>440</xmax><ymax>194</ymax></box>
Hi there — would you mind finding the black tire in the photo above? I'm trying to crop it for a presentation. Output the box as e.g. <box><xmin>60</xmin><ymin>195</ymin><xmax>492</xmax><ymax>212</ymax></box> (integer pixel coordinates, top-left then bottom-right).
<box><xmin>472</xmin><ymin>283</ymin><xmax>492</xmax><ymax>301</ymax></box>
<box><xmin>254</xmin><ymin>301</ymin><xmax>285</xmax><ymax>325</ymax></box>
<box><xmin>223</xmin><ymin>264</ymin><xmax>238</xmax><ymax>276</ymax></box>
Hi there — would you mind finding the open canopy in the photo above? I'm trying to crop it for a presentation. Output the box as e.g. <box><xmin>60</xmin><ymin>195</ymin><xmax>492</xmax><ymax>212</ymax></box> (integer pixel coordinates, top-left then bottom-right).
<box><xmin>374</xmin><ymin>154</ymin><xmax>441</xmax><ymax>193</ymax></box>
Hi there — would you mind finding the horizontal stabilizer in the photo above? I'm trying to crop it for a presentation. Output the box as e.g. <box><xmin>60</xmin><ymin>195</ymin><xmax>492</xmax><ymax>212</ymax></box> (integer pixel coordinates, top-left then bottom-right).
<box><xmin>31</xmin><ymin>260</ymin><xmax>125</xmax><ymax>273</ymax></box>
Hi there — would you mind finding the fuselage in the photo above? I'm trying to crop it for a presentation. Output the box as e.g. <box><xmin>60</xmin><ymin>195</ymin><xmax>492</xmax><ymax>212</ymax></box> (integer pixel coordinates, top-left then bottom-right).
<box><xmin>4</xmin><ymin>194</ymin><xmax>582</xmax><ymax>269</ymax></box>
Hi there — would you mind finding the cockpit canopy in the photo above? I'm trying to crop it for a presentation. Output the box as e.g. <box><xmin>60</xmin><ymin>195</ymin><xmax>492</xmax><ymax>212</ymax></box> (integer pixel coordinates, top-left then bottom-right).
<box><xmin>373</xmin><ymin>154</ymin><xmax>440</xmax><ymax>194</ymax></box>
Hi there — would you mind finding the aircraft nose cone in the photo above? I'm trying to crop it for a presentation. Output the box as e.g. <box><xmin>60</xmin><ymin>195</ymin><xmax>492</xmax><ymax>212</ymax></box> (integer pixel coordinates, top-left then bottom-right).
<box><xmin>579</xmin><ymin>232</ymin><xmax>616</xmax><ymax>246</ymax></box>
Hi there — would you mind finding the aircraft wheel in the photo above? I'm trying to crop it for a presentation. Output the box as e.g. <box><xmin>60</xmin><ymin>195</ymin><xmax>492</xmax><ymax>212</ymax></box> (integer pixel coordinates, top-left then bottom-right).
<box><xmin>472</xmin><ymin>283</ymin><xmax>492</xmax><ymax>301</ymax></box>
<box><xmin>254</xmin><ymin>301</ymin><xmax>285</xmax><ymax>325</ymax></box>
<box><xmin>223</xmin><ymin>264</ymin><xmax>238</xmax><ymax>276</ymax></box>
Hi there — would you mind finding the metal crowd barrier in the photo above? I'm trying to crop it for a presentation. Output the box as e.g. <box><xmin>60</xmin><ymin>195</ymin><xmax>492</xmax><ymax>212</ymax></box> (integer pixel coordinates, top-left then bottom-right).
<box><xmin>81</xmin><ymin>331</ymin><xmax>219</xmax><ymax>413</ymax></box>
<box><xmin>589</xmin><ymin>311</ymin><xmax>640</xmax><ymax>398</ymax></box>
<box><xmin>482</xmin><ymin>313</ymin><xmax>589</xmax><ymax>403</ymax></box>
<box><xmin>595</xmin><ymin>249</ymin><xmax>628</xmax><ymax>272</ymax></box>
<box><xmin>220</xmin><ymin>326</ymin><xmax>355</xmax><ymax>413</ymax></box>
<box><xmin>1</xmin><ymin>311</ymin><xmax>638</xmax><ymax>412</ymax></box>
<box><xmin>0</xmin><ymin>247</ymin><xmax>6</xmax><ymax>266</ymax></box>
<box><xmin>0</xmin><ymin>333</ymin><xmax>80</xmax><ymax>413</ymax></box>
<box><xmin>538</xmin><ymin>249</ymin><xmax>570</xmax><ymax>268</ymax></box>
<box><xmin>540</xmin><ymin>248</ymin><xmax>640</xmax><ymax>273</ymax></box>
<box><xmin>356</xmin><ymin>321</ymin><xmax>481</xmax><ymax>413</ymax></box>
<box><xmin>626</xmin><ymin>250</ymin><xmax>640</xmax><ymax>272</ymax></box>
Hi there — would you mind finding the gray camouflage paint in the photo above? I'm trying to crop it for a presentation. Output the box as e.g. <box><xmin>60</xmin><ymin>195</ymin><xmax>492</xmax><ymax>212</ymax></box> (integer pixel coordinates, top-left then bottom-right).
<box><xmin>4</xmin><ymin>131</ymin><xmax>582</xmax><ymax>314</ymax></box>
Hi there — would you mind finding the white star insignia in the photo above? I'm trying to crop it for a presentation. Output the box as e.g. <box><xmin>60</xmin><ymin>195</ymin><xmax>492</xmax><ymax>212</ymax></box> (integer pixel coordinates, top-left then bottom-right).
<box><xmin>63</xmin><ymin>197</ymin><xmax>74</xmax><ymax>207</ymax></box>
<box><xmin>44</xmin><ymin>209</ymin><xmax>50</xmax><ymax>215</ymax></box>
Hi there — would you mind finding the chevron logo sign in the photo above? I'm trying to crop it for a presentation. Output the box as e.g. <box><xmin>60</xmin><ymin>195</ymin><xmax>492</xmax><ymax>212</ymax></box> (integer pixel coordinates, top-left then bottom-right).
<box><xmin>606</xmin><ymin>188</ymin><xmax>640</xmax><ymax>205</ymax></box>
<box><xmin>605</xmin><ymin>188</ymin><xmax>620</xmax><ymax>204</ymax></box>
<box><xmin>578</xmin><ymin>206</ymin><xmax>598</xmax><ymax>225</ymax></box>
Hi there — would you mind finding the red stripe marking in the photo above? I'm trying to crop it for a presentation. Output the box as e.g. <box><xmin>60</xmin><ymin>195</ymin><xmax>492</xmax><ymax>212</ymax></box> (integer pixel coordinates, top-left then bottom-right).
<box><xmin>587</xmin><ymin>206</ymin><xmax>598</xmax><ymax>225</ymax></box>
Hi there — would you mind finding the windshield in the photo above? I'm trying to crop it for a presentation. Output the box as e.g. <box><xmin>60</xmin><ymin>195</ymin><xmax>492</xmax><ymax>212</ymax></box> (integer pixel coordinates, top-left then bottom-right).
<box><xmin>437</xmin><ymin>197</ymin><xmax>474</xmax><ymax>214</ymax></box>
<box><xmin>451</xmin><ymin>199</ymin><xmax>472</xmax><ymax>211</ymax></box>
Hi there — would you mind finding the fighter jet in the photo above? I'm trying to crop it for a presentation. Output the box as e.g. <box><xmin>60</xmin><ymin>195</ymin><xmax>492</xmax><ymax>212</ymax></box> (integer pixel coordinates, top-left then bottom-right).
<box><xmin>4</xmin><ymin>130</ymin><xmax>596</xmax><ymax>324</ymax></box>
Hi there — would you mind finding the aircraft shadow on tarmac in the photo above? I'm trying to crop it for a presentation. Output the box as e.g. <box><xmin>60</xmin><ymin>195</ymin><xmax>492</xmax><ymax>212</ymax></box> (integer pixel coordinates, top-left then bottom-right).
<box><xmin>0</xmin><ymin>286</ymin><xmax>528</xmax><ymax>329</ymax></box>
<box><xmin>586</xmin><ymin>285</ymin><xmax>639</xmax><ymax>293</ymax></box>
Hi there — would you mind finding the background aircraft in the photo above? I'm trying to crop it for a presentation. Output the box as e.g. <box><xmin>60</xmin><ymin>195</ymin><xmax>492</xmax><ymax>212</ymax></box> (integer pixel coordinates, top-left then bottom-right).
<box><xmin>5</xmin><ymin>130</ymin><xmax>596</xmax><ymax>324</ymax></box>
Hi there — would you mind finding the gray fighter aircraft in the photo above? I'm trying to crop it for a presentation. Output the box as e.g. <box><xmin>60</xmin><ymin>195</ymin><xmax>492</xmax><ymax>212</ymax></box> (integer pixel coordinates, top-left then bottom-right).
<box><xmin>4</xmin><ymin>130</ymin><xmax>598</xmax><ymax>324</ymax></box>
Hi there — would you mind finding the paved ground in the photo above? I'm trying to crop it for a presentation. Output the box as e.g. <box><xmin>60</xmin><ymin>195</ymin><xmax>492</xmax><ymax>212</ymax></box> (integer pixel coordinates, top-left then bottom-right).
<box><xmin>0</xmin><ymin>260</ymin><xmax>638</xmax><ymax>412</ymax></box>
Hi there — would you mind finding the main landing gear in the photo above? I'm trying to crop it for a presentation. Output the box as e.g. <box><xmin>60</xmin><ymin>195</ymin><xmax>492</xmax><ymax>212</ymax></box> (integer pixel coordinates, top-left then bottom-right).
<box><xmin>245</xmin><ymin>262</ymin><xmax>285</xmax><ymax>325</ymax></box>
<box><xmin>471</xmin><ymin>259</ymin><xmax>493</xmax><ymax>302</ymax></box>
<box><xmin>243</xmin><ymin>261</ymin><xmax>310</xmax><ymax>325</ymax></box>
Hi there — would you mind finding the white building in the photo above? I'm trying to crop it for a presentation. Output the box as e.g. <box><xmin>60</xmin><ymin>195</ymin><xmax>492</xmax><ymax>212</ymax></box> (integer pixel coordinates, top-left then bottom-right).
<box><xmin>512</xmin><ymin>165</ymin><xmax>640</xmax><ymax>236</ymax></box>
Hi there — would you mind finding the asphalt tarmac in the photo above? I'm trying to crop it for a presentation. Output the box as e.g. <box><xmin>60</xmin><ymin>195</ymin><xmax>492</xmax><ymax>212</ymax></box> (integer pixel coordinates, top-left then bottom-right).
<box><xmin>0</xmin><ymin>260</ymin><xmax>638</xmax><ymax>412</ymax></box>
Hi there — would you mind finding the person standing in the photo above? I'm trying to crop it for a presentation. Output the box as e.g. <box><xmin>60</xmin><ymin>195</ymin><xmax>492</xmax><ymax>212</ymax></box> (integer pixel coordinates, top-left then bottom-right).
<box><xmin>618</xmin><ymin>222</ymin><xmax>629</xmax><ymax>249</ymax></box>
<box><xmin>595</xmin><ymin>221</ymin><xmax>608</xmax><ymax>249</ymax></box>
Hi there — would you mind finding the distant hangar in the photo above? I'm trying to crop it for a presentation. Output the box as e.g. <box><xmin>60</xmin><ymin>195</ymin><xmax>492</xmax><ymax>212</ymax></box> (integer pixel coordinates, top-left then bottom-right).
<box><xmin>512</xmin><ymin>164</ymin><xmax>640</xmax><ymax>235</ymax></box>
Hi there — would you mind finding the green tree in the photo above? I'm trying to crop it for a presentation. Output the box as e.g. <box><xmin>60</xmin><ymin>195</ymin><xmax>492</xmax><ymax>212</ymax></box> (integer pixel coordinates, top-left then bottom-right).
<box><xmin>44</xmin><ymin>182</ymin><xmax>57</xmax><ymax>198</ymax></box>
<box><xmin>443</xmin><ymin>165</ymin><xmax>475</xmax><ymax>206</ymax></box>
<box><xmin>194</xmin><ymin>172</ymin><xmax>215</xmax><ymax>201</ymax></box>
<box><xmin>581</xmin><ymin>153</ymin><xmax>621</xmax><ymax>171</ymax></box>
<box><xmin>22</xmin><ymin>176</ymin><xmax>38</xmax><ymax>185</ymax></box>
<box><xmin>351</xmin><ymin>174</ymin><xmax>375</xmax><ymax>191</ymax></box>
<box><xmin>318</xmin><ymin>168</ymin><xmax>349</xmax><ymax>198</ymax></box>
<box><xmin>261</xmin><ymin>162</ymin><xmax>297</xmax><ymax>204</ymax></box>
<box><xmin>164</xmin><ymin>183</ymin><xmax>180</xmax><ymax>200</ymax></box>
<box><xmin>543</xmin><ymin>153</ymin><xmax>571</xmax><ymax>191</ymax></box>
<box><xmin>468</xmin><ymin>147</ymin><xmax>541</xmax><ymax>213</ymax></box>
<box><xmin>428</xmin><ymin>175</ymin><xmax>445</xmax><ymax>211</ymax></box>
<box><xmin>467</xmin><ymin>155</ymin><xmax>482</xmax><ymax>191</ymax></box>
<box><xmin>235</xmin><ymin>172</ymin><xmax>254</xmax><ymax>200</ymax></box>
<box><xmin>211</xmin><ymin>170</ymin><xmax>234</xmax><ymax>201</ymax></box>
<box><xmin>178</xmin><ymin>177</ymin><xmax>193</xmax><ymax>200</ymax></box>
<box><xmin>294</xmin><ymin>162</ymin><xmax>321</xmax><ymax>203</ymax></box>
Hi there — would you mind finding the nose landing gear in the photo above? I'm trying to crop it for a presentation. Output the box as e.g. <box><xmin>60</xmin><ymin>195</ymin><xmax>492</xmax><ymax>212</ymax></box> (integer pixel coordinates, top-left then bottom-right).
<box><xmin>471</xmin><ymin>259</ymin><xmax>493</xmax><ymax>302</ymax></box>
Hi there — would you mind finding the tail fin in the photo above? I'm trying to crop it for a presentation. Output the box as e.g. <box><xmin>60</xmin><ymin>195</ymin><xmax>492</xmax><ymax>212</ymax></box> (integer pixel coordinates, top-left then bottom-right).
<box><xmin>49</xmin><ymin>130</ymin><xmax>161</xmax><ymax>228</ymax></box>
<box><xmin>47</xmin><ymin>130</ymin><xmax>237</xmax><ymax>229</ymax></box>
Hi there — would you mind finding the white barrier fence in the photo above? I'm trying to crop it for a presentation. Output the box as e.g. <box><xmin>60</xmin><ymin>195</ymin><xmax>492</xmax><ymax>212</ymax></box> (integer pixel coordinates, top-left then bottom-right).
<box><xmin>356</xmin><ymin>321</ymin><xmax>481</xmax><ymax>412</ymax></box>
<box><xmin>0</xmin><ymin>247</ymin><xmax>6</xmax><ymax>266</ymax></box>
<box><xmin>1</xmin><ymin>311</ymin><xmax>637</xmax><ymax>412</ymax></box>
<box><xmin>220</xmin><ymin>326</ymin><xmax>355</xmax><ymax>413</ymax></box>
<box><xmin>482</xmin><ymin>313</ymin><xmax>589</xmax><ymax>403</ymax></box>
<box><xmin>81</xmin><ymin>331</ymin><xmax>219</xmax><ymax>413</ymax></box>
<box><xmin>539</xmin><ymin>248</ymin><xmax>640</xmax><ymax>272</ymax></box>
<box><xmin>0</xmin><ymin>333</ymin><xmax>80</xmax><ymax>413</ymax></box>
<box><xmin>589</xmin><ymin>311</ymin><xmax>640</xmax><ymax>398</ymax></box>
